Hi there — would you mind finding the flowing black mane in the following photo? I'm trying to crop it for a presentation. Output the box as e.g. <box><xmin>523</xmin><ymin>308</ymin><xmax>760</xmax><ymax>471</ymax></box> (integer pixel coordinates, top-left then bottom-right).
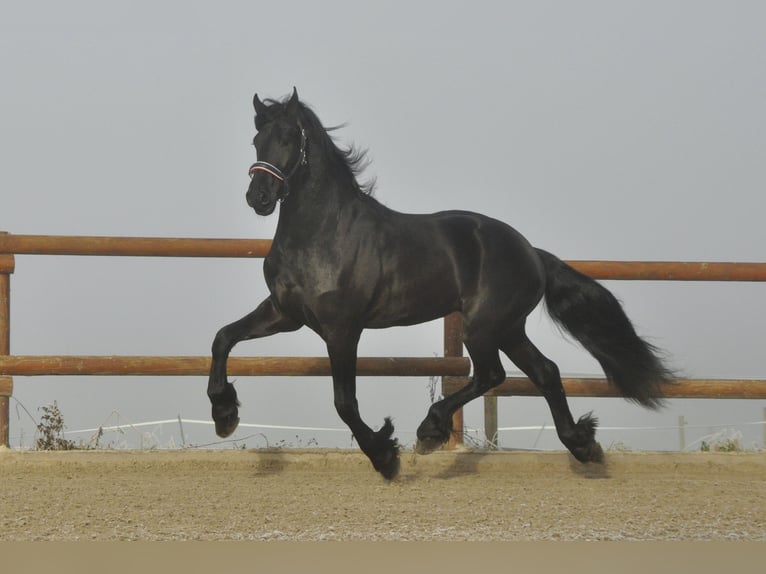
<box><xmin>258</xmin><ymin>95</ymin><xmax>376</xmax><ymax>196</ymax></box>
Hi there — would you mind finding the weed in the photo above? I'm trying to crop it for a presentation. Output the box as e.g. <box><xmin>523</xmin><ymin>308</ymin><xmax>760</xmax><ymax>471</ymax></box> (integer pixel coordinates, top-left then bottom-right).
<box><xmin>35</xmin><ymin>401</ymin><xmax>76</xmax><ymax>451</ymax></box>
<box><xmin>427</xmin><ymin>374</ymin><xmax>440</xmax><ymax>404</ymax></box>
<box><xmin>700</xmin><ymin>429</ymin><xmax>743</xmax><ymax>452</ymax></box>
<box><xmin>607</xmin><ymin>441</ymin><xmax>633</xmax><ymax>452</ymax></box>
<box><xmin>273</xmin><ymin>435</ymin><xmax>320</xmax><ymax>449</ymax></box>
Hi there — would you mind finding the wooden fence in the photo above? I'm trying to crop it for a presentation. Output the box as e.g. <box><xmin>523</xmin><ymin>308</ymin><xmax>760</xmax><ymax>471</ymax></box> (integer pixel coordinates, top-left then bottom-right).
<box><xmin>1</xmin><ymin>232</ymin><xmax>765</xmax><ymax>448</ymax></box>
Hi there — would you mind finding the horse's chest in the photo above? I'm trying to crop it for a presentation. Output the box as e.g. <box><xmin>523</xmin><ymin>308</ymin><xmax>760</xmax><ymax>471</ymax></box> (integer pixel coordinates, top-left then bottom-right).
<box><xmin>265</xmin><ymin>251</ymin><xmax>363</xmax><ymax>318</ymax></box>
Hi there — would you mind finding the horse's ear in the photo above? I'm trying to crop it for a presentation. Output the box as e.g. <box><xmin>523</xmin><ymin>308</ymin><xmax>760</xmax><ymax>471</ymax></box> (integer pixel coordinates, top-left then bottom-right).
<box><xmin>286</xmin><ymin>87</ymin><xmax>300</xmax><ymax>113</ymax></box>
<box><xmin>253</xmin><ymin>93</ymin><xmax>267</xmax><ymax>115</ymax></box>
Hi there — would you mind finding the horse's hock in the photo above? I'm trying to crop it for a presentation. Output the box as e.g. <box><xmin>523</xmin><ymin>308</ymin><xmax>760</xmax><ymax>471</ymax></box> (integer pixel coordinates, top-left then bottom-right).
<box><xmin>1</xmin><ymin>233</ymin><xmax>766</xmax><ymax>449</ymax></box>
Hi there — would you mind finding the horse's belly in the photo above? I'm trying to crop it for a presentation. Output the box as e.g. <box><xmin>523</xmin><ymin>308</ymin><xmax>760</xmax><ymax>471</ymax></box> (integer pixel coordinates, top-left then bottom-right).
<box><xmin>364</xmin><ymin>284</ymin><xmax>459</xmax><ymax>328</ymax></box>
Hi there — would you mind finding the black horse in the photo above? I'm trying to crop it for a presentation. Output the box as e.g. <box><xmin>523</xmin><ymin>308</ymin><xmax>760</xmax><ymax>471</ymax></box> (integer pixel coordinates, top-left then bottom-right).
<box><xmin>208</xmin><ymin>88</ymin><xmax>674</xmax><ymax>480</ymax></box>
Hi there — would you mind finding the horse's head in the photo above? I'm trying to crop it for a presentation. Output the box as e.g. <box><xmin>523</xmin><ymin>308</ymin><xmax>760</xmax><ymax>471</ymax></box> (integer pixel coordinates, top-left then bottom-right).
<box><xmin>246</xmin><ymin>87</ymin><xmax>307</xmax><ymax>216</ymax></box>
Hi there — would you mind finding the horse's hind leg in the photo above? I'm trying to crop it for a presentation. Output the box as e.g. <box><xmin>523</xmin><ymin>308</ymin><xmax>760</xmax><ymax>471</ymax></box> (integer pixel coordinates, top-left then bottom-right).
<box><xmin>502</xmin><ymin>329</ymin><xmax>603</xmax><ymax>463</ymax></box>
<box><xmin>416</xmin><ymin>343</ymin><xmax>506</xmax><ymax>454</ymax></box>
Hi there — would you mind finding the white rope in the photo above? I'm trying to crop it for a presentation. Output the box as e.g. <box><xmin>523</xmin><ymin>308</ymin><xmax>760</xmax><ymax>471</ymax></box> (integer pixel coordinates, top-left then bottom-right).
<box><xmin>66</xmin><ymin>419</ymin><xmax>352</xmax><ymax>435</ymax></box>
<box><xmin>497</xmin><ymin>420</ymin><xmax>766</xmax><ymax>432</ymax></box>
<box><xmin>61</xmin><ymin>417</ymin><xmax>765</xmax><ymax>438</ymax></box>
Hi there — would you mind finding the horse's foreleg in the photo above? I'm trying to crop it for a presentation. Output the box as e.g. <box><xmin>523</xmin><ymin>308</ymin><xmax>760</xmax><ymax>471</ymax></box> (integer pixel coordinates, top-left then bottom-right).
<box><xmin>327</xmin><ymin>336</ymin><xmax>400</xmax><ymax>480</ymax></box>
<box><xmin>208</xmin><ymin>297</ymin><xmax>301</xmax><ymax>437</ymax></box>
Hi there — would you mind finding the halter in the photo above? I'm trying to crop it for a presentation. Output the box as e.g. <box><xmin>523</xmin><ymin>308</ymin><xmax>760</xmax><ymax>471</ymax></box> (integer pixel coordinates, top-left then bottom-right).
<box><xmin>248</xmin><ymin>123</ymin><xmax>308</xmax><ymax>203</ymax></box>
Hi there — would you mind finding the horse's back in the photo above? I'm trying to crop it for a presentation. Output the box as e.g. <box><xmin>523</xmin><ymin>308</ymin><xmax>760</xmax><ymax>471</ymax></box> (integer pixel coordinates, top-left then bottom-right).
<box><xmin>429</xmin><ymin>209</ymin><xmax>544</xmax><ymax>277</ymax></box>
<box><xmin>424</xmin><ymin>210</ymin><xmax>546</xmax><ymax>319</ymax></box>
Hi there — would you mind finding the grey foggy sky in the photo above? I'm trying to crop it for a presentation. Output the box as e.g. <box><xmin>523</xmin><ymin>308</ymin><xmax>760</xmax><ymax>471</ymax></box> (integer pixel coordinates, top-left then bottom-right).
<box><xmin>1</xmin><ymin>1</ymin><xmax>764</xmax><ymax>450</ymax></box>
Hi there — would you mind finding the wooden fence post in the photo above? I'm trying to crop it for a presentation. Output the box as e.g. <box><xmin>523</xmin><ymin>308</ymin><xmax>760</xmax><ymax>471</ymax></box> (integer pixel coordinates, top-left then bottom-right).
<box><xmin>678</xmin><ymin>415</ymin><xmax>686</xmax><ymax>451</ymax></box>
<box><xmin>0</xmin><ymin>233</ymin><xmax>14</xmax><ymax>447</ymax></box>
<box><xmin>443</xmin><ymin>312</ymin><xmax>466</xmax><ymax>448</ymax></box>
<box><xmin>483</xmin><ymin>395</ymin><xmax>498</xmax><ymax>449</ymax></box>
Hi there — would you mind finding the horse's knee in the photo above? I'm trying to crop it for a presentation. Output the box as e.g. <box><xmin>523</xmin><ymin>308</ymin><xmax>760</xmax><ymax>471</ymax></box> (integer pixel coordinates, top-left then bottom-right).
<box><xmin>211</xmin><ymin>326</ymin><xmax>232</xmax><ymax>358</ymax></box>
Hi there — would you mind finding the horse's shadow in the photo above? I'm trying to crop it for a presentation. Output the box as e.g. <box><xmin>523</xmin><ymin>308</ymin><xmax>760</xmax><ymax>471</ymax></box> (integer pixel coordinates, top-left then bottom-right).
<box><xmin>435</xmin><ymin>452</ymin><xmax>487</xmax><ymax>479</ymax></box>
<box><xmin>398</xmin><ymin>450</ymin><xmax>488</xmax><ymax>482</ymax></box>
<box><xmin>401</xmin><ymin>449</ymin><xmax>611</xmax><ymax>481</ymax></box>
<box><xmin>568</xmin><ymin>454</ymin><xmax>611</xmax><ymax>479</ymax></box>
<box><xmin>247</xmin><ymin>448</ymin><xmax>611</xmax><ymax>482</ymax></box>
<box><xmin>249</xmin><ymin>449</ymin><xmax>289</xmax><ymax>475</ymax></box>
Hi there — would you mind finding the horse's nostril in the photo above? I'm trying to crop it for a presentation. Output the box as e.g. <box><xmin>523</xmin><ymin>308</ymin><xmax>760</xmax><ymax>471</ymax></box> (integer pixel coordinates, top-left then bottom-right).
<box><xmin>247</xmin><ymin>189</ymin><xmax>271</xmax><ymax>208</ymax></box>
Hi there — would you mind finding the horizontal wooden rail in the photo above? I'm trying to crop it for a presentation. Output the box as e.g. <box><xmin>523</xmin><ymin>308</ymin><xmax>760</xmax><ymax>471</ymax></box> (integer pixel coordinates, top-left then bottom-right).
<box><xmin>443</xmin><ymin>377</ymin><xmax>766</xmax><ymax>400</ymax></box>
<box><xmin>2</xmin><ymin>234</ymin><xmax>766</xmax><ymax>281</ymax></box>
<box><xmin>0</xmin><ymin>355</ymin><xmax>471</xmax><ymax>378</ymax></box>
<box><xmin>0</xmin><ymin>234</ymin><xmax>270</xmax><ymax>258</ymax></box>
<box><xmin>570</xmin><ymin>261</ymin><xmax>766</xmax><ymax>282</ymax></box>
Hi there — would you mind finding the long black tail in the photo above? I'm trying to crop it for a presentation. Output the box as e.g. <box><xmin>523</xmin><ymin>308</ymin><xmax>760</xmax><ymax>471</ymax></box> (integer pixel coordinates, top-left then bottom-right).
<box><xmin>536</xmin><ymin>248</ymin><xmax>674</xmax><ymax>409</ymax></box>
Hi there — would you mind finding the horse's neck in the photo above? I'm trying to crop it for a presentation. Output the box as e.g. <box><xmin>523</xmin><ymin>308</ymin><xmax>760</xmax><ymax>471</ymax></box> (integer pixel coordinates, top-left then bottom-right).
<box><xmin>272</xmin><ymin>172</ymin><xmax>360</xmax><ymax>249</ymax></box>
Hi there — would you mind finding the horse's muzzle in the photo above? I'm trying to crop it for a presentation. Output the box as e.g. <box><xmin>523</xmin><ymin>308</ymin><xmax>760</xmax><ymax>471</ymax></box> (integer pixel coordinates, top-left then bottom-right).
<box><xmin>246</xmin><ymin>187</ymin><xmax>277</xmax><ymax>216</ymax></box>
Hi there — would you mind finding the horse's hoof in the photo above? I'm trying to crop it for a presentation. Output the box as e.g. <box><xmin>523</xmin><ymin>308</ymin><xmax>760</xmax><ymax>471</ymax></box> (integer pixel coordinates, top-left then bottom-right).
<box><xmin>212</xmin><ymin>402</ymin><xmax>240</xmax><ymax>438</ymax></box>
<box><xmin>373</xmin><ymin>449</ymin><xmax>401</xmax><ymax>481</ymax></box>
<box><xmin>569</xmin><ymin>412</ymin><xmax>603</xmax><ymax>464</ymax></box>
<box><xmin>369</xmin><ymin>417</ymin><xmax>400</xmax><ymax>480</ymax></box>
<box><xmin>571</xmin><ymin>441</ymin><xmax>604</xmax><ymax>464</ymax></box>
<box><xmin>415</xmin><ymin>411</ymin><xmax>451</xmax><ymax>454</ymax></box>
<box><xmin>586</xmin><ymin>441</ymin><xmax>605</xmax><ymax>464</ymax></box>
<box><xmin>214</xmin><ymin>415</ymin><xmax>240</xmax><ymax>438</ymax></box>
<box><xmin>414</xmin><ymin>437</ymin><xmax>443</xmax><ymax>455</ymax></box>
<box><xmin>209</xmin><ymin>383</ymin><xmax>240</xmax><ymax>438</ymax></box>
